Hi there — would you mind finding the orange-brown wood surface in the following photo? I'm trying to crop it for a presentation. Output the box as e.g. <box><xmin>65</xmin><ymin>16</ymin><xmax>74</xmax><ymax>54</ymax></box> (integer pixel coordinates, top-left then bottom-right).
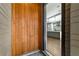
<box><xmin>12</xmin><ymin>3</ymin><xmax>43</xmax><ymax>56</ymax></box>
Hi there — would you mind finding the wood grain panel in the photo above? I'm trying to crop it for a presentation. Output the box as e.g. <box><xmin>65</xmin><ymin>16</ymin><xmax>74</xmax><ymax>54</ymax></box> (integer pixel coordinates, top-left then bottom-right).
<box><xmin>38</xmin><ymin>4</ymin><xmax>43</xmax><ymax>49</ymax></box>
<box><xmin>12</xmin><ymin>3</ymin><xmax>43</xmax><ymax>56</ymax></box>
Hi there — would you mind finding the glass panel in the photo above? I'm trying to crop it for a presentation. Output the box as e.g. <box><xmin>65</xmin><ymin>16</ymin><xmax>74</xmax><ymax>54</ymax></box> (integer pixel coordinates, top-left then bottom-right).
<box><xmin>47</xmin><ymin>14</ymin><xmax>61</xmax><ymax>32</ymax></box>
<box><xmin>46</xmin><ymin>3</ymin><xmax>61</xmax><ymax>56</ymax></box>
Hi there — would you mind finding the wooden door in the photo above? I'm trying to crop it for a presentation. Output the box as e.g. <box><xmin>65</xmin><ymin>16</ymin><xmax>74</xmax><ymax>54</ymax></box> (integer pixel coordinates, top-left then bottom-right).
<box><xmin>12</xmin><ymin>3</ymin><xmax>43</xmax><ymax>56</ymax></box>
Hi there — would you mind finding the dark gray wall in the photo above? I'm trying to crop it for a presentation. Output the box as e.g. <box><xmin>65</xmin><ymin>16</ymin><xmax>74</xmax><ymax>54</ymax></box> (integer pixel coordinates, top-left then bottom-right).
<box><xmin>64</xmin><ymin>4</ymin><xmax>70</xmax><ymax>56</ymax></box>
<box><xmin>47</xmin><ymin>31</ymin><xmax>60</xmax><ymax>39</ymax></box>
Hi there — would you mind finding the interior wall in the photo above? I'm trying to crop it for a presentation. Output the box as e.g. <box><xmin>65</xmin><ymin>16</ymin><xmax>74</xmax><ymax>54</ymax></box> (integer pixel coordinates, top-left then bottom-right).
<box><xmin>0</xmin><ymin>3</ymin><xmax>11</xmax><ymax>56</ymax></box>
<box><xmin>64</xmin><ymin>3</ymin><xmax>79</xmax><ymax>56</ymax></box>
<box><xmin>70</xmin><ymin>3</ymin><xmax>79</xmax><ymax>56</ymax></box>
<box><xmin>47</xmin><ymin>32</ymin><xmax>60</xmax><ymax>39</ymax></box>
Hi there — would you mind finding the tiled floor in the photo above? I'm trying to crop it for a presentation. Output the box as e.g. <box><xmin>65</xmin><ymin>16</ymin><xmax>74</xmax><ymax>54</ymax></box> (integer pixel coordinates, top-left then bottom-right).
<box><xmin>47</xmin><ymin>37</ymin><xmax>61</xmax><ymax>56</ymax></box>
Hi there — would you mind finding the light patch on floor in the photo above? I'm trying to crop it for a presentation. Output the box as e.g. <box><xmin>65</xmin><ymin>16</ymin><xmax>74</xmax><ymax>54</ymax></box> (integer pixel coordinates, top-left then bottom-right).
<box><xmin>47</xmin><ymin>37</ymin><xmax>61</xmax><ymax>56</ymax></box>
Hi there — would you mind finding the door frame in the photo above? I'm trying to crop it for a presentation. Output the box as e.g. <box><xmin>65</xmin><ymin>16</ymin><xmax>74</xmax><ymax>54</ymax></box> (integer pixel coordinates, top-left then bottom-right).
<box><xmin>42</xmin><ymin>3</ymin><xmax>66</xmax><ymax>56</ymax></box>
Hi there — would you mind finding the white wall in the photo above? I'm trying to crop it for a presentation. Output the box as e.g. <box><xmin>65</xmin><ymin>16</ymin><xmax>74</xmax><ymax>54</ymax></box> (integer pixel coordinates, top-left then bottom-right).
<box><xmin>0</xmin><ymin>3</ymin><xmax>11</xmax><ymax>56</ymax></box>
<box><xmin>70</xmin><ymin>3</ymin><xmax>79</xmax><ymax>56</ymax></box>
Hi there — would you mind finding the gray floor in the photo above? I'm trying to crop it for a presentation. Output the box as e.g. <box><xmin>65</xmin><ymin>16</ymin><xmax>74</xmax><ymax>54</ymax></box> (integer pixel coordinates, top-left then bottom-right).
<box><xmin>28</xmin><ymin>51</ymin><xmax>45</xmax><ymax>56</ymax></box>
<box><xmin>22</xmin><ymin>51</ymin><xmax>45</xmax><ymax>56</ymax></box>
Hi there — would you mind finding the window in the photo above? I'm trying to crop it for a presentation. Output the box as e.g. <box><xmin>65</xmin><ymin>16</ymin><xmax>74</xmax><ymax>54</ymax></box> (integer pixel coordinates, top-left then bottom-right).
<box><xmin>47</xmin><ymin>14</ymin><xmax>61</xmax><ymax>32</ymax></box>
<box><xmin>47</xmin><ymin>23</ymin><xmax>54</xmax><ymax>31</ymax></box>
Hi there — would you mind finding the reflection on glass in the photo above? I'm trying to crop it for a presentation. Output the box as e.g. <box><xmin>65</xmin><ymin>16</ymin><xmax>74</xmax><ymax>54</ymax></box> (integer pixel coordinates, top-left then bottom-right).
<box><xmin>47</xmin><ymin>14</ymin><xmax>61</xmax><ymax>32</ymax></box>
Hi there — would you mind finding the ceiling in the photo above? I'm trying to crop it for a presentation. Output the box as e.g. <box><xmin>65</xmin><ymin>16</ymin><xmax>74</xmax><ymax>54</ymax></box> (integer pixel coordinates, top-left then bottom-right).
<box><xmin>46</xmin><ymin>3</ymin><xmax>61</xmax><ymax>18</ymax></box>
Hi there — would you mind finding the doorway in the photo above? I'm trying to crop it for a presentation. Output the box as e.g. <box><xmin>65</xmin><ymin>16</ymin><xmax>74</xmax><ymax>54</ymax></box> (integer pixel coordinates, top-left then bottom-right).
<box><xmin>44</xmin><ymin>3</ymin><xmax>61</xmax><ymax>56</ymax></box>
